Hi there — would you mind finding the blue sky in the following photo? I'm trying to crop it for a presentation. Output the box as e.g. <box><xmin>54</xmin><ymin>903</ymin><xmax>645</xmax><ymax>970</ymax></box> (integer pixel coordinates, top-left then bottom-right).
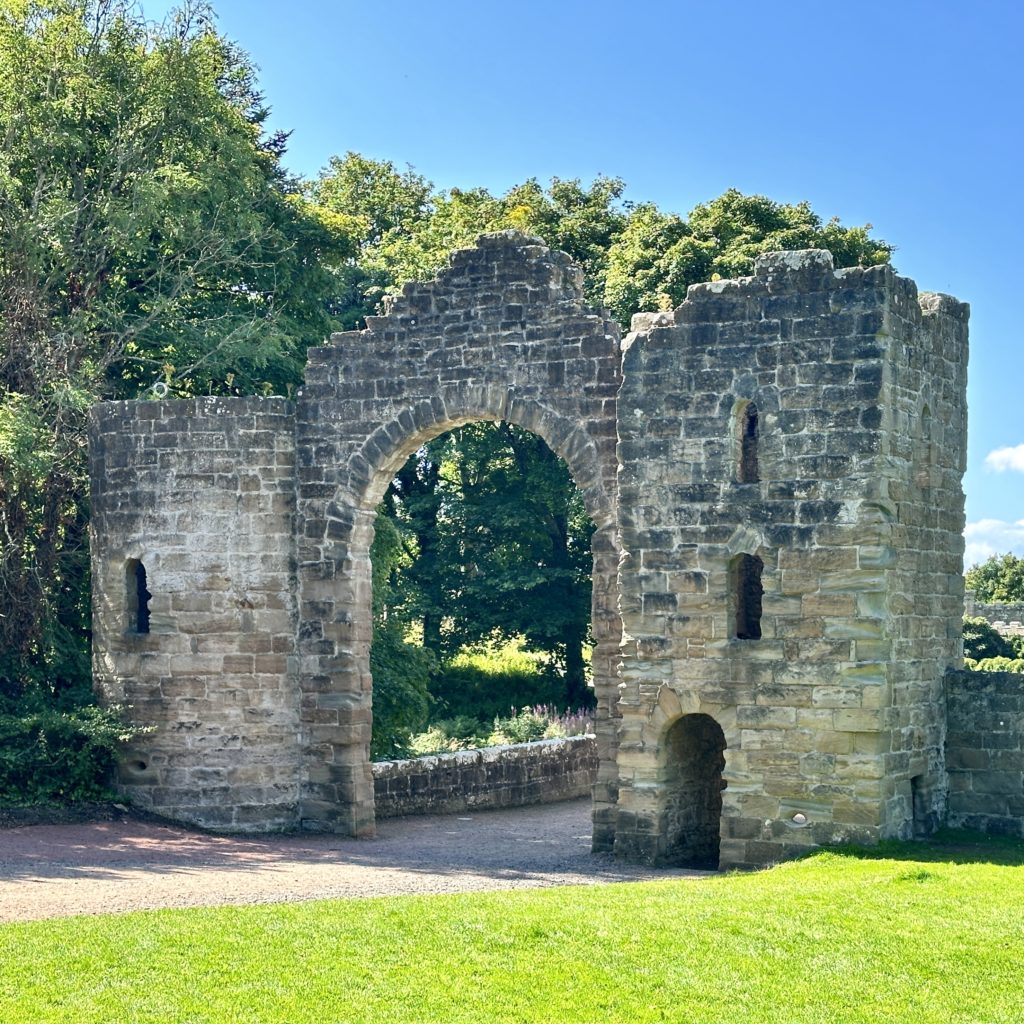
<box><xmin>153</xmin><ymin>0</ymin><xmax>1021</xmax><ymax>564</ymax></box>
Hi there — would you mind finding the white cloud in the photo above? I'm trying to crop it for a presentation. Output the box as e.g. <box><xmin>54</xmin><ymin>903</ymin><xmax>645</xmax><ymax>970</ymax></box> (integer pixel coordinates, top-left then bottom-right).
<box><xmin>984</xmin><ymin>444</ymin><xmax>1024</xmax><ymax>473</ymax></box>
<box><xmin>964</xmin><ymin>518</ymin><xmax>1024</xmax><ymax>567</ymax></box>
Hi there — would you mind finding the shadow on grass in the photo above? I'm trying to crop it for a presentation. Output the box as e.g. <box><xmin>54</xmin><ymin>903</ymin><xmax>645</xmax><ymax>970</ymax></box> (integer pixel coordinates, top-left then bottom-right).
<box><xmin>815</xmin><ymin>828</ymin><xmax>1024</xmax><ymax>868</ymax></box>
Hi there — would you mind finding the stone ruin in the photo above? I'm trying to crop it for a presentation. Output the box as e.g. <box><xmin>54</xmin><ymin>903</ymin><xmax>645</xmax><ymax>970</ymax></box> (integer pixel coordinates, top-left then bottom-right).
<box><xmin>964</xmin><ymin>592</ymin><xmax>1024</xmax><ymax>639</ymax></box>
<box><xmin>90</xmin><ymin>231</ymin><xmax>975</xmax><ymax>869</ymax></box>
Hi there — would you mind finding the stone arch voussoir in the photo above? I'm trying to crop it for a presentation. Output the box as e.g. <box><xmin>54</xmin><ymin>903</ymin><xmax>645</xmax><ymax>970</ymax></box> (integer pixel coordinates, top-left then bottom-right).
<box><xmin>355</xmin><ymin>392</ymin><xmax>615</xmax><ymax>532</ymax></box>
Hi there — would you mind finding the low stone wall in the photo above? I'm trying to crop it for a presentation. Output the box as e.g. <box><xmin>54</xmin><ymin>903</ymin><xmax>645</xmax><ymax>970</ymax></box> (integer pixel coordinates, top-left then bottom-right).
<box><xmin>372</xmin><ymin>735</ymin><xmax>597</xmax><ymax>819</ymax></box>
<box><xmin>946</xmin><ymin>670</ymin><xmax>1024</xmax><ymax>837</ymax></box>
<box><xmin>964</xmin><ymin>593</ymin><xmax>1024</xmax><ymax>636</ymax></box>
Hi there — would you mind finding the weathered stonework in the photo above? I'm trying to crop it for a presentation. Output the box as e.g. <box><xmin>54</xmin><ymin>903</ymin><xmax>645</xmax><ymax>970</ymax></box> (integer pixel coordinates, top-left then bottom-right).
<box><xmin>90</xmin><ymin>232</ymin><xmax>975</xmax><ymax>868</ymax></box>
<box><xmin>90</xmin><ymin>398</ymin><xmax>300</xmax><ymax>829</ymax></box>
<box><xmin>293</xmin><ymin>234</ymin><xmax>622</xmax><ymax>842</ymax></box>
<box><xmin>372</xmin><ymin>736</ymin><xmax>597</xmax><ymax>819</ymax></box>
<box><xmin>613</xmin><ymin>252</ymin><xmax>968</xmax><ymax>866</ymax></box>
<box><xmin>946</xmin><ymin>671</ymin><xmax>1024</xmax><ymax>838</ymax></box>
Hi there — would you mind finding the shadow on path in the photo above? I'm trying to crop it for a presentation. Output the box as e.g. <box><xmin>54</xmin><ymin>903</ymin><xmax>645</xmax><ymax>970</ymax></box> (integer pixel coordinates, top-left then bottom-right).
<box><xmin>0</xmin><ymin>799</ymin><xmax>708</xmax><ymax>921</ymax></box>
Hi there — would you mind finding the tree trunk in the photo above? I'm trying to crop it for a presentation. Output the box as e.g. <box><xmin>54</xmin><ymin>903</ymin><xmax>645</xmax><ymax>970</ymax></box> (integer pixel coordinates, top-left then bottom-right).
<box><xmin>562</xmin><ymin>617</ymin><xmax>590</xmax><ymax>708</ymax></box>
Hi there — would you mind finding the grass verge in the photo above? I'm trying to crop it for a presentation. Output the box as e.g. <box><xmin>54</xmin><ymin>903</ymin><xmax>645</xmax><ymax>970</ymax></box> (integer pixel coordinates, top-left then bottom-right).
<box><xmin>1</xmin><ymin>833</ymin><xmax>1021</xmax><ymax>1023</ymax></box>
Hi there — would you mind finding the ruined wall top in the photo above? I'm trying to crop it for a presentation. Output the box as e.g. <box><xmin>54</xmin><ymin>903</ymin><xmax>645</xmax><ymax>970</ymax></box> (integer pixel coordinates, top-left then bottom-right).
<box><xmin>297</xmin><ymin>230</ymin><xmax>622</xmax><ymax>524</ymax></box>
<box><xmin>629</xmin><ymin>247</ymin><xmax>969</xmax><ymax>338</ymax></box>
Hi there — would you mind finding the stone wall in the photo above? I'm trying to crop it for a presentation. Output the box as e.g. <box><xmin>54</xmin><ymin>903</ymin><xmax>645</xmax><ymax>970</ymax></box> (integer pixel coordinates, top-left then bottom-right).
<box><xmin>964</xmin><ymin>593</ymin><xmax>1024</xmax><ymax>637</ymax></box>
<box><xmin>946</xmin><ymin>670</ymin><xmax>1024</xmax><ymax>838</ymax></box>
<box><xmin>89</xmin><ymin>397</ymin><xmax>301</xmax><ymax>830</ymax></box>
<box><xmin>883</xmin><ymin>291</ymin><xmax>969</xmax><ymax>836</ymax></box>
<box><xmin>372</xmin><ymin>736</ymin><xmax>597</xmax><ymax>818</ymax></box>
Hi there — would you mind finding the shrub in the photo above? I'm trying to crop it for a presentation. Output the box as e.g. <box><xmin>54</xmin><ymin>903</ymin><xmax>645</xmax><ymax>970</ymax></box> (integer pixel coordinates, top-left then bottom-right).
<box><xmin>489</xmin><ymin>705</ymin><xmax>595</xmax><ymax>746</ymax></box>
<box><xmin>403</xmin><ymin>704</ymin><xmax>594</xmax><ymax>758</ymax></box>
<box><xmin>489</xmin><ymin>706</ymin><xmax>550</xmax><ymax>745</ymax></box>
<box><xmin>404</xmin><ymin>728</ymin><xmax>452</xmax><ymax>757</ymax></box>
<box><xmin>966</xmin><ymin>656</ymin><xmax>1024</xmax><ymax>674</ymax></box>
<box><xmin>542</xmin><ymin>706</ymin><xmax>595</xmax><ymax>738</ymax></box>
<box><xmin>402</xmin><ymin>716</ymin><xmax>492</xmax><ymax>758</ymax></box>
<box><xmin>369</xmin><ymin>625</ymin><xmax>434</xmax><ymax>760</ymax></box>
<box><xmin>963</xmin><ymin>616</ymin><xmax>1015</xmax><ymax>662</ymax></box>
<box><xmin>430</xmin><ymin>638</ymin><xmax>566</xmax><ymax>722</ymax></box>
<box><xmin>433</xmin><ymin>715</ymin><xmax>490</xmax><ymax>741</ymax></box>
<box><xmin>0</xmin><ymin>703</ymin><xmax>140</xmax><ymax>805</ymax></box>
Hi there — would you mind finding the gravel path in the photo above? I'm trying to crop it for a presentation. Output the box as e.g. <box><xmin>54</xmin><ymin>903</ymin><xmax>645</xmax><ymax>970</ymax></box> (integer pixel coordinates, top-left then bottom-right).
<box><xmin>0</xmin><ymin>799</ymin><xmax>707</xmax><ymax>922</ymax></box>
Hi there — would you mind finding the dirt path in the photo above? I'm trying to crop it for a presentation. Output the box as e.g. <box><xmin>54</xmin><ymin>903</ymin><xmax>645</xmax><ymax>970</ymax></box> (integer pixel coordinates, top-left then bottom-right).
<box><xmin>0</xmin><ymin>799</ymin><xmax>707</xmax><ymax>922</ymax></box>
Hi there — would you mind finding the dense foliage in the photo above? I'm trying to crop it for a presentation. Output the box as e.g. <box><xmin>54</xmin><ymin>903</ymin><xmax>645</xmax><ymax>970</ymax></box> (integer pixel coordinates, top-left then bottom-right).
<box><xmin>966</xmin><ymin>553</ymin><xmax>1024</xmax><ymax>604</ymax></box>
<box><xmin>426</xmin><ymin>640</ymin><xmax>575</xmax><ymax>724</ymax></box>
<box><xmin>367</xmin><ymin>512</ymin><xmax>432</xmax><ymax>760</ymax></box>
<box><xmin>963</xmin><ymin>616</ymin><xmax>1016</xmax><ymax>662</ymax></box>
<box><xmin>379</xmin><ymin>424</ymin><xmax>594</xmax><ymax>717</ymax></box>
<box><xmin>311</xmin><ymin>153</ymin><xmax>893</xmax><ymax>331</ymax></box>
<box><xmin>0</xmin><ymin>0</ymin><xmax>350</xmax><ymax>698</ymax></box>
<box><xmin>0</xmin><ymin>699</ymin><xmax>136</xmax><ymax>803</ymax></box>
<box><xmin>962</xmin><ymin>615</ymin><xmax>1024</xmax><ymax>672</ymax></box>
<box><xmin>367</xmin><ymin>423</ymin><xmax>596</xmax><ymax>755</ymax></box>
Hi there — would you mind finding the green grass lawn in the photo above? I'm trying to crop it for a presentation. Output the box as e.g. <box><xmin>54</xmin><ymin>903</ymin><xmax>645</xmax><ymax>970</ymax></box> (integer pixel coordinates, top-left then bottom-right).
<box><xmin>2</xmin><ymin>832</ymin><xmax>1022</xmax><ymax>1024</ymax></box>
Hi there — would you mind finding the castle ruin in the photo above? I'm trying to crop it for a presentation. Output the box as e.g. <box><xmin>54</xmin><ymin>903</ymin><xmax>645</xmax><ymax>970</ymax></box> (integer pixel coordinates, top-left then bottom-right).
<box><xmin>90</xmin><ymin>232</ymin><xmax>972</xmax><ymax>869</ymax></box>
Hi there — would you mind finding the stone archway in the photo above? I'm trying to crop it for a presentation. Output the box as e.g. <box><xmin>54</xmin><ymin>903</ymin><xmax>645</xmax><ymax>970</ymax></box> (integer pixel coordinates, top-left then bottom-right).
<box><xmin>89</xmin><ymin>237</ymin><xmax>973</xmax><ymax>868</ymax></box>
<box><xmin>292</xmin><ymin>232</ymin><xmax>623</xmax><ymax>848</ymax></box>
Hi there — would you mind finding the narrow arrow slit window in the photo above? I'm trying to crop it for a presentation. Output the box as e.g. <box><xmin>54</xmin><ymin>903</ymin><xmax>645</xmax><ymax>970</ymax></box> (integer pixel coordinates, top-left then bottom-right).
<box><xmin>126</xmin><ymin>559</ymin><xmax>151</xmax><ymax>634</ymax></box>
<box><xmin>732</xmin><ymin>553</ymin><xmax>763</xmax><ymax>640</ymax></box>
<box><xmin>738</xmin><ymin>402</ymin><xmax>759</xmax><ymax>483</ymax></box>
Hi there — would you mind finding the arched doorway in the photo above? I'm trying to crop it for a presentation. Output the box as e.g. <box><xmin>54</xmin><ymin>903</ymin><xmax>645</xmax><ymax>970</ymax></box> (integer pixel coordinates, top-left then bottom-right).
<box><xmin>292</xmin><ymin>233</ymin><xmax>622</xmax><ymax>846</ymax></box>
<box><xmin>658</xmin><ymin>713</ymin><xmax>727</xmax><ymax>869</ymax></box>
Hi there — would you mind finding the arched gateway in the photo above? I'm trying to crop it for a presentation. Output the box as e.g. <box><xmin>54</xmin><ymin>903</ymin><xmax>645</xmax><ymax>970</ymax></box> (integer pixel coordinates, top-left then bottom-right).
<box><xmin>90</xmin><ymin>232</ymin><xmax>971</xmax><ymax>869</ymax></box>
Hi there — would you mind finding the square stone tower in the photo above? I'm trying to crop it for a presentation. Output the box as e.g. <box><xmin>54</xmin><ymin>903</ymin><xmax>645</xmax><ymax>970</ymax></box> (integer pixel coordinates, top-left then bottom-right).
<box><xmin>611</xmin><ymin>250</ymin><xmax>968</xmax><ymax>868</ymax></box>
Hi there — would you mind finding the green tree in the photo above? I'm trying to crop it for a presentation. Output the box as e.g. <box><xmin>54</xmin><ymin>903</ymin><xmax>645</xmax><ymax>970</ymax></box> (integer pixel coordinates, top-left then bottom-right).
<box><xmin>314</xmin><ymin>157</ymin><xmax>892</xmax><ymax>335</ymax></box>
<box><xmin>308</xmin><ymin>152</ymin><xmax>434</xmax><ymax>329</ymax></box>
<box><xmin>602</xmin><ymin>203</ymin><xmax>697</xmax><ymax>321</ymax></box>
<box><xmin>311</xmin><ymin>157</ymin><xmax>631</xmax><ymax>327</ymax></box>
<box><xmin>966</xmin><ymin>553</ymin><xmax>1024</xmax><ymax>604</ymax></box>
<box><xmin>438</xmin><ymin>423</ymin><xmax>593</xmax><ymax>707</ymax></box>
<box><xmin>604</xmin><ymin>188</ymin><xmax>893</xmax><ymax>324</ymax></box>
<box><xmin>0</xmin><ymin>0</ymin><xmax>351</xmax><ymax>693</ymax></box>
<box><xmin>963</xmin><ymin>616</ymin><xmax>1015</xmax><ymax>662</ymax></box>
<box><xmin>387</xmin><ymin>446</ymin><xmax>446</xmax><ymax>655</ymax></box>
<box><xmin>382</xmin><ymin>424</ymin><xmax>593</xmax><ymax>710</ymax></box>
<box><xmin>368</xmin><ymin>511</ymin><xmax>431</xmax><ymax>759</ymax></box>
<box><xmin>496</xmin><ymin>176</ymin><xmax>628</xmax><ymax>310</ymax></box>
